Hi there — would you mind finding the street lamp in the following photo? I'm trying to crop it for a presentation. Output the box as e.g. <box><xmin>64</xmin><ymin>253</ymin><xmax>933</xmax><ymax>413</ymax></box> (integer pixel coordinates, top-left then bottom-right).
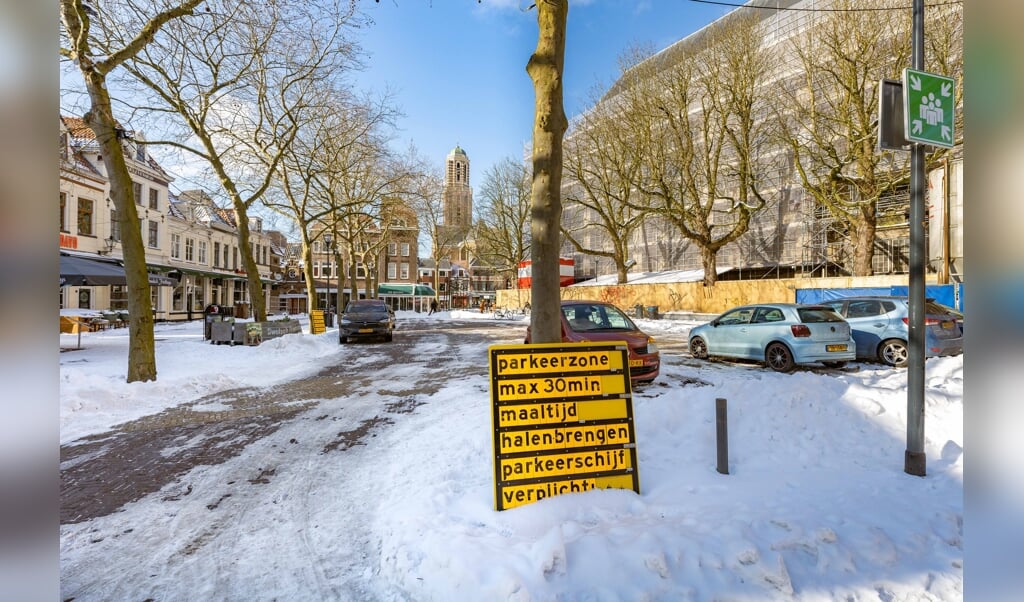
<box><xmin>323</xmin><ymin>233</ymin><xmax>333</xmax><ymax>326</ymax></box>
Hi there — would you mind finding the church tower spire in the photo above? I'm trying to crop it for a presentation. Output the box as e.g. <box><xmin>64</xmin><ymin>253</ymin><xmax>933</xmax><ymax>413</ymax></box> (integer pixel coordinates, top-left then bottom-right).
<box><xmin>443</xmin><ymin>145</ymin><xmax>472</xmax><ymax>229</ymax></box>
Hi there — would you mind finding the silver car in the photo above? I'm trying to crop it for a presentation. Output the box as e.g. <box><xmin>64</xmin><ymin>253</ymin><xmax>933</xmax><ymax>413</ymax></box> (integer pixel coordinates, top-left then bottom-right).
<box><xmin>820</xmin><ymin>296</ymin><xmax>963</xmax><ymax>367</ymax></box>
<box><xmin>688</xmin><ymin>303</ymin><xmax>856</xmax><ymax>372</ymax></box>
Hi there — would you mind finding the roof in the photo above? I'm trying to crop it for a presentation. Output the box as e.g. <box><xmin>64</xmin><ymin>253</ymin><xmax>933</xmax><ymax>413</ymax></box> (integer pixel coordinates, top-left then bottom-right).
<box><xmin>448</xmin><ymin>144</ymin><xmax>467</xmax><ymax>158</ymax></box>
<box><xmin>570</xmin><ymin>267</ymin><xmax>731</xmax><ymax>287</ymax></box>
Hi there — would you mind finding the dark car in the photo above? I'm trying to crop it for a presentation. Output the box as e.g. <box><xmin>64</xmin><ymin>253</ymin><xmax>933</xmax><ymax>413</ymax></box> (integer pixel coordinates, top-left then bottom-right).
<box><xmin>524</xmin><ymin>300</ymin><xmax>660</xmax><ymax>384</ymax></box>
<box><xmin>820</xmin><ymin>296</ymin><xmax>963</xmax><ymax>366</ymax></box>
<box><xmin>339</xmin><ymin>299</ymin><xmax>395</xmax><ymax>344</ymax></box>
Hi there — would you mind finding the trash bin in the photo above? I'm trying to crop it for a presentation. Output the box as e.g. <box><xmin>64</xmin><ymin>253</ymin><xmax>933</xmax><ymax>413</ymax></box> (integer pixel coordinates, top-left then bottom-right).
<box><xmin>325</xmin><ymin>308</ymin><xmax>335</xmax><ymax>328</ymax></box>
<box><xmin>645</xmin><ymin>305</ymin><xmax>660</xmax><ymax>320</ymax></box>
<box><xmin>634</xmin><ymin>304</ymin><xmax>644</xmax><ymax>319</ymax></box>
<box><xmin>203</xmin><ymin>303</ymin><xmax>224</xmax><ymax>340</ymax></box>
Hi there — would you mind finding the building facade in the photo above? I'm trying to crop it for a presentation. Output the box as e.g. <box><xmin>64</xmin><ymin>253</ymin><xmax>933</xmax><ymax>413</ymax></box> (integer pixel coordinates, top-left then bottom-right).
<box><xmin>59</xmin><ymin>115</ymin><xmax>284</xmax><ymax>321</ymax></box>
<box><xmin>561</xmin><ymin>0</ymin><xmax>963</xmax><ymax>284</ymax></box>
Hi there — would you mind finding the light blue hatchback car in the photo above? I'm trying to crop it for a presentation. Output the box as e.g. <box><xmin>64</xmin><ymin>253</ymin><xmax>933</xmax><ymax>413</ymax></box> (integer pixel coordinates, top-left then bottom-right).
<box><xmin>688</xmin><ymin>303</ymin><xmax>856</xmax><ymax>372</ymax></box>
<box><xmin>820</xmin><ymin>296</ymin><xmax>963</xmax><ymax>367</ymax></box>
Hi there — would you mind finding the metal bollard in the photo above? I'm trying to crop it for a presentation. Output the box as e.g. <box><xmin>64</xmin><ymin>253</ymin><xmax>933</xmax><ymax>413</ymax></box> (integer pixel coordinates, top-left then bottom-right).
<box><xmin>716</xmin><ymin>398</ymin><xmax>729</xmax><ymax>475</ymax></box>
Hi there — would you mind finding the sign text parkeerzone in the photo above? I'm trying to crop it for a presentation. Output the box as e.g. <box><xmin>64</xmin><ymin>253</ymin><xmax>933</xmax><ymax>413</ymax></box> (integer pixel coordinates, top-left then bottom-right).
<box><xmin>488</xmin><ymin>342</ymin><xmax>641</xmax><ymax>510</ymax></box>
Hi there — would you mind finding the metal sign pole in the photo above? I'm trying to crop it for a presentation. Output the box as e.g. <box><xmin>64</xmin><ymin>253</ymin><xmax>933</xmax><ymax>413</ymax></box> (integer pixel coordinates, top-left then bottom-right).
<box><xmin>905</xmin><ymin>0</ymin><xmax>927</xmax><ymax>477</ymax></box>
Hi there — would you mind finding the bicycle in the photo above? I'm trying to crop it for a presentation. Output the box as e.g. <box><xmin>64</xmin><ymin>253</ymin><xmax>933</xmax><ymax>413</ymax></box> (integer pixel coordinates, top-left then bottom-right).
<box><xmin>492</xmin><ymin>307</ymin><xmax>520</xmax><ymax>319</ymax></box>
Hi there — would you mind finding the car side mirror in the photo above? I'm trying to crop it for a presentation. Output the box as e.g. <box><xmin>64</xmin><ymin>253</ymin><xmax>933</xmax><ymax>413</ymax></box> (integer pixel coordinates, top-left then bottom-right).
<box><xmin>711</xmin><ymin>319</ymin><xmax>719</xmax><ymax>327</ymax></box>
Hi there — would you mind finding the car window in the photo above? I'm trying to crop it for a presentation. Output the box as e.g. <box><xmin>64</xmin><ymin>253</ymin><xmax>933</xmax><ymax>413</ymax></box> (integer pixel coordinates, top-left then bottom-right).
<box><xmin>797</xmin><ymin>307</ymin><xmax>845</xmax><ymax>323</ymax></box>
<box><xmin>752</xmin><ymin>307</ymin><xmax>784</xmax><ymax>323</ymax></box>
<box><xmin>847</xmin><ymin>300</ymin><xmax>881</xmax><ymax>318</ymax></box>
<box><xmin>718</xmin><ymin>308</ymin><xmax>753</xmax><ymax>325</ymax></box>
<box><xmin>822</xmin><ymin>301</ymin><xmax>845</xmax><ymax>315</ymax></box>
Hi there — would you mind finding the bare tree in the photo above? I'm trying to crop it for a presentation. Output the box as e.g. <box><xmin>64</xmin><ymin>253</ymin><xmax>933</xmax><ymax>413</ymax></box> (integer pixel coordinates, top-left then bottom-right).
<box><xmin>60</xmin><ymin>0</ymin><xmax>207</xmax><ymax>382</ymax></box>
<box><xmin>562</xmin><ymin>94</ymin><xmax>652</xmax><ymax>284</ymax></box>
<box><xmin>622</xmin><ymin>14</ymin><xmax>772</xmax><ymax>287</ymax></box>
<box><xmin>267</xmin><ymin>89</ymin><xmax>401</xmax><ymax>313</ymax></box>
<box><xmin>774</xmin><ymin>0</ymin><xmax>961</xmax><ymax>277</ymax></box>
<box><xmin>526</xmin><ymin>0</ymin><xmax>569</xmax><ymax>343</ymax></box>
<box><xmin>774</xmin><ymin>0</ymin><xmax>918</xmax><ymax>276</ymax></box>
<box><xmin>475</xmin><ymin>157</ymin><xmax>532</xmax><ymax>288</ymax></box>
<box><xmin>117</xmin><ymin>0</ymin><xmax>363</xmax><ymax>321</ymax></box>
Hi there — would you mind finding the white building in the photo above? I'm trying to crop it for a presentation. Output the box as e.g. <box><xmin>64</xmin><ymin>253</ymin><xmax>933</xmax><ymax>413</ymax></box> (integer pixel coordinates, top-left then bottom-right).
<box><xmin>59</xmin><ymin>115</ymin><xmax>282</xmax><ymax>320</ymax></box>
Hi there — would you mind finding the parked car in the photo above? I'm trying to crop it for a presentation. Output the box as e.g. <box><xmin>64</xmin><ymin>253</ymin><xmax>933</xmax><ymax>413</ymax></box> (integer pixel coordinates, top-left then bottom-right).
<box><xmin>339</xmin><ymin>299</ymin><xmax>395</xmax><ymax>344</ymax></box>
<box><xmin>688</xmin><ymin>303</ymin><xmax>855</xmax><ymax>372</ymax></box>
<box><xmin>819</xmin><ymin>296</ymin><xmax>963</xmax><ymax>367</ymax></box>
<box><xmin>524</xmin><ymin>300</ymin><xmax>660</xmax><ymax>385</ymax></box>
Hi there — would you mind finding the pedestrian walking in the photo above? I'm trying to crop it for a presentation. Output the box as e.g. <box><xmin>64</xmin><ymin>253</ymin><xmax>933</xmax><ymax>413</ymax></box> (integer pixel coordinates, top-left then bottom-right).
<box><xmin>429</xmin><ymin>299</ymin><xmax>438</xmax><ymax>315</ymax></box>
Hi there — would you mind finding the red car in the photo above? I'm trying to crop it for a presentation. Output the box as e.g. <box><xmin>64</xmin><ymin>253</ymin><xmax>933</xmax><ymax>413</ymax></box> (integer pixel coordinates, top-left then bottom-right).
<box><xmin>524</xmin><ymin>300</ymin><xmax>660</xmax><ymax>384</ymax></box>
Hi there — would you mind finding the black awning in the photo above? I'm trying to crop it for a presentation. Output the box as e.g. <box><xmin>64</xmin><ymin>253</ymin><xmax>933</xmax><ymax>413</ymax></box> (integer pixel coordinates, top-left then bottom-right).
<box><xmin>59</xmin><ymin>253</ymin><xmax>127</xmax><ymax>287</ymax></box>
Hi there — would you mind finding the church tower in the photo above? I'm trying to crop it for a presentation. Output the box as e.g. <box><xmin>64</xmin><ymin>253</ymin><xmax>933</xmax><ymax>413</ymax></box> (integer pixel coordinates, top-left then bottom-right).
<box><xmin>443</xmin><ymin>145</ymin><xmax>473</xmax><ymax>229</ymax></box>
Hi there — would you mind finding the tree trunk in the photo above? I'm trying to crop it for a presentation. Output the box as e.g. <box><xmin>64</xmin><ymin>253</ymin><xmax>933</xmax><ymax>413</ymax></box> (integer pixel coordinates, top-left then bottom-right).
<box><xmin>850</xmin><ymin>214</ymin><xmax>876</xmax><ymax>276</ymax></box>
<box><xmin>526</xmin><ymin>0</ymin><xmax>569</xmax><ymax>344</ymax></box>
<box><xmin>231</xmin><ymin>203</ymin><xmax>267</xmax><ymax>322</ymax></box>
<box><xmin>301</xmin><ymin>241</ymin><xmax>319</xmax><ymax>314</ymax></box>
<box><xmin>83</xmin><ymin>74</ymin><xmax>157</xmax><ymax>383</ymax></box>
<box><xmin>700</xmin><ymin>244</ymin><xmax>719</xmax><ymax>288</ymax></box>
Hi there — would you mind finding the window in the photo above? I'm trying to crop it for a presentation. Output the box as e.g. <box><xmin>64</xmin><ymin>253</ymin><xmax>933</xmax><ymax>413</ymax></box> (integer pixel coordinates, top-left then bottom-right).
<box><xmin>185</xmin><ymin>238</ymin><xmax>195</xmax><ymax>262</ymax></box>
<box><xmin>60</xmin><ymin>192</ymin><xmax>67</xmax><ymax>231</ymax></box>
<box><xmin>223</xmin><ymin>245</ymin><xmax>229</xmax><ymax>268</ymax></box>
<box><xmin>400</xmin><ymin>243</ymin><xmax>410</xmax><ymax>257</ymax></box>
<box><xmin>313</xmin><ymin>241</ymin><xmax>320</xmax><ymax>253</ymax></box>
<box><xmin>356</xmin><ymin>263</ymin><xmax>366</xmax><ymax>278</ymax></box>
<box><xmin>213</xmin><ymin>242</ymin><xmax>221</xmax><ymax>267</ymax></box>
<box><xmin>110</xmin><ymin>285</ymin><xmax>128</xmax><ymax>310</ymax></box>
<box><xmin>135</xmin><ymin>143</ymin><xmax>145</xmax><ymax>162</ymax></box>
<box><xmin>133</xmin><ymin>182</ymin><xmax>142</xmax><ymax>205</ymax></box>
<box><xmin>233</xmin><ymin>247</ymin><xmax>238</xmax><ymax>270</ymax></box>
<box><xmin>148</xmin><ymin>220</ymin><xmax>158</xmax><ymax>248</ymax></box>
<box><xmin>313</xmin><ymin>261</ymin><xmax>321</xmax><ymax>278</ymax></box>
<box><xmin>198</xmin><ymin>240</ymin><xmax>207</xmax><ymax>265</ymax></box>
<box><xmin>388</xmin><ymin>243</ymin><xmax>397</xmax><ymax>256</ymax></box>
<box><xmin>400</xmin><ymin>262</ymin><xmax>410</xmax><ymax>279</ymax></box>
<box><xmin>171</xmin><ymin>233</ymin><xmax>181</xmax><ymax>259</ymax></box>
<box><xmin>77</xmin><ymin>198</ymin><xmax>93</xmax><ymax>236</ymax></box>
<box><xmin>149</xmin><ymin>188</ymin><xmax>159</xmax><ymax>210</ymax></box>
<box><xmin>172</xmin><ymin>283</ymin><xmax>185</xmax><ymax>311</ymax></box>
<box><xmin>322</xmin><ymin>261</ymin><xmax>332</xmax><ymax>278</ymax></box>
<box><xmin>387</xmin><ymin>262</ymin><xmax>397</xmax><ymax>279</ymax></box>
<box><xmin>110</xmin><ymin>210</ymin><xmax>120</xmax><ymax>241</ymax></box>
<box><xmin>847</xmin><ymin>300</ymin><xmax>882</xmax><ymax>319</ymax></box>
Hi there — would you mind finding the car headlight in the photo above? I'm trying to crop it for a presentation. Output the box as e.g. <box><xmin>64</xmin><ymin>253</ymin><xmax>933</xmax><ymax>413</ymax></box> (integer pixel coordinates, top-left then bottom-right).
<box><xmin>646</xmin><ymin>338</ymin><xmax>658</xmax><ymax>353</ymax></box>
<box><xmin>378</xmin><ymin>318</ymin><xmax>391</xmax><ymax>325</ymax></box>
<box><xmin>340</xmin><ymin>318</ymin><xmax>352</xmax><ymax>325</ymax></box>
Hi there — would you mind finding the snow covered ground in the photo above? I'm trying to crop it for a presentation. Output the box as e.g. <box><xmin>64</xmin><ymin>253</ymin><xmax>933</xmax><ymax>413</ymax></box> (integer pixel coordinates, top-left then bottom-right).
<box><xmin>59</xmin><ymin>310</ymin><xmax>965</xmax><ymax>600</ymax></box>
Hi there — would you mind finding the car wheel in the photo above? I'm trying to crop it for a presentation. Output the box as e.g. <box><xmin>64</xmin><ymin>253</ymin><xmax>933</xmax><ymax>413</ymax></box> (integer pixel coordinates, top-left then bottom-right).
<box><xmin>339</xmin><ymin>336</ymin><xmax>349</xmax><ymax>344</ymax></box>
<box><xmin>384</xmin><ymin>332</ymin><xmax>393</xmax><ymax>342</ymax></box>
<box><xmin>879</xmin><ymin>339</ymin><xmax>909</xmax><ymax>367</ymax></box>
<box><xmin>689</xmin><ymin>337</ymin><xmax>708</xmax><ymax>359</ymax></box>
<box><xmin>823</xmin><ymin>361</ymin><xmax>848</xmax><ymax>369</ymax></box>
<box><xmin>765</xmin><ymin>342</ymin><xmax>795</xmax><ymax>373</ymax></box>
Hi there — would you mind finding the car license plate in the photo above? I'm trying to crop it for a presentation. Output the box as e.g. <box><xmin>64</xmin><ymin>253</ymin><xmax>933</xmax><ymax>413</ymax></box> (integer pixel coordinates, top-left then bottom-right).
<box><xmin>358</xmin><ymin>328</ymin><xmax>373</xmax><ymax>333</ymax></box>
<box><xmin>826</xmin><ymin>344</ymin><xmax>847</xmax><ymax>352</ymax></box>
<box><xmin>941</xmin><ymin>320</ymin><xmax>954</xmax><ymax>329</ymax></box>
<box><xmin>629</xmin><ymin>359</ymin><xmax>643</xmax><ymax>368</ymax></box>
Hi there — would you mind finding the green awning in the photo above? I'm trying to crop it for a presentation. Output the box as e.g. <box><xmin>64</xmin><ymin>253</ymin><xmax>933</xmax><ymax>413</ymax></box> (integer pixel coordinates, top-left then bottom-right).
<box><xmin>378</xmin><ymin>283</ymin><xmax>436</xmax><ymax>297</ymax></box>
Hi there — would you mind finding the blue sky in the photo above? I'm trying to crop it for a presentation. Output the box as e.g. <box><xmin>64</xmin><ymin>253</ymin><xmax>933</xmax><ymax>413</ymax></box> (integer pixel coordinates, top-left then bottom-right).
<box><xmin>352</xmin><ymin>0</ymin><xmax>732</xmax><ymax>199</ymax></box>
